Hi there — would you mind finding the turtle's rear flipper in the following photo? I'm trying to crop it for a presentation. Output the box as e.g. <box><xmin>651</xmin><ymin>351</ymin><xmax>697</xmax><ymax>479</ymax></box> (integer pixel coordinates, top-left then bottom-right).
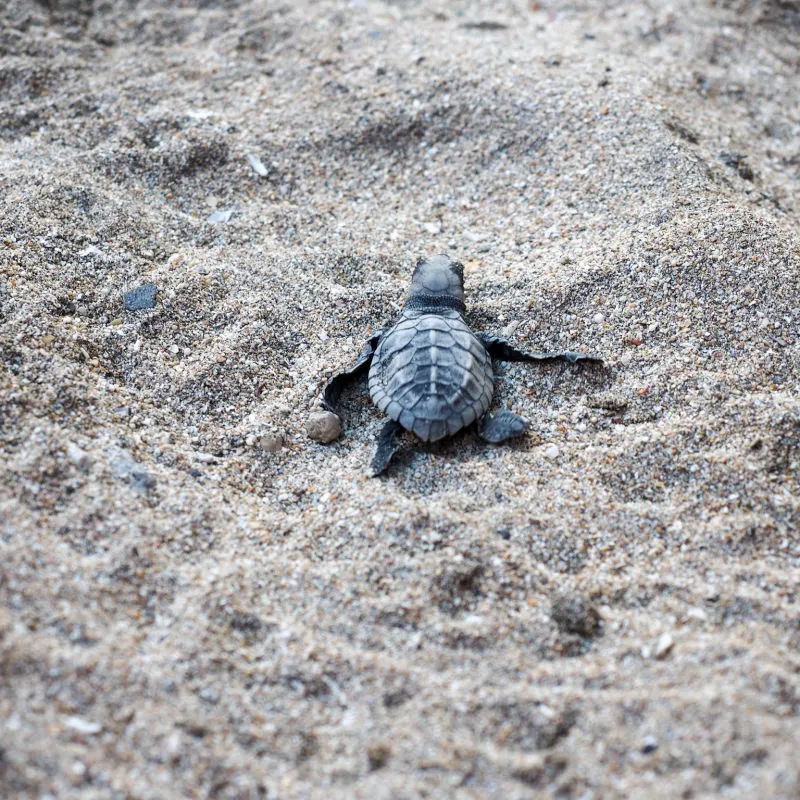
<box><xmin>479</xmin><ymin>411</ymin><xmax>528</xmax><ymax>443</ymax></box>
<box><xmin>322</xmin><ymin>332</ymin><xmax>383</xmax><ymax>413</ymax></box>
<box><xmin>370</xmin><ymin>419</ymin><xmax>403</xmax><ymax>476</ymax></box>
<box><xmin>479</xmin><ymin>334</ymin><xmax>603</xmax><ymax>366</ymax></box>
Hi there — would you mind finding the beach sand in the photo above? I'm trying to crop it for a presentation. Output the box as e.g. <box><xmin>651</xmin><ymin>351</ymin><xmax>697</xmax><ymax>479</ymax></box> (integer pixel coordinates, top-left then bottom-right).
<box><xmin>2</xmin><ymin>0</ymin><xmax>800</xmax><ymax>796</ymax></box>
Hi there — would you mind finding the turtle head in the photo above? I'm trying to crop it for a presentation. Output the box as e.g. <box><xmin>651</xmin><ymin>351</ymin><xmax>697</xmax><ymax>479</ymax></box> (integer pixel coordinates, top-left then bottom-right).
<box><xmin>406</xmin><ymin>254</ymin><xmax>466</xmax><ymax>313</ymax></box>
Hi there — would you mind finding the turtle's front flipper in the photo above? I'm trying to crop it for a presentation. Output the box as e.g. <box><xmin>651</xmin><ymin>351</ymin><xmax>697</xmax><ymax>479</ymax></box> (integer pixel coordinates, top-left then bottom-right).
<box><xmin>479</xmin><ymin>411</ymin><xmax>528</xmax><ymax>443</ymax></box>
<box><xmin>321</xmin><ymin>332</ymin><xmax>383</xmax><ymax>413</ymax></box>
<box><xmin>370</xmin><ymin>419</ymin><xmax>404</xmax><ymax>477</ymax></box>
<box><xmin>479</xmin><ymin>334</ymin><xmax>603</xmax><ymax>366</ymax></box>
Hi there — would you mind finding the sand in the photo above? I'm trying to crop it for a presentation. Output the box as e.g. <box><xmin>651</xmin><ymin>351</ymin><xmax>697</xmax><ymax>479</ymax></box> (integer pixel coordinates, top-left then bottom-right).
<box><xmin>2</xmin><ymin>0</ymin><xmax>800</xmax><ymax>797</ymax></box>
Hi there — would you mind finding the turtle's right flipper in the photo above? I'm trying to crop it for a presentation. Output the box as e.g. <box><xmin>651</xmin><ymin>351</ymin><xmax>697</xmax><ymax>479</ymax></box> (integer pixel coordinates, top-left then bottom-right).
<box><xmin>479</xmin><ymin>411</ymin><xmax>528</xmax><ymax>443</ymax></box>
<box><xmin>370</xmin><ymin>419</ymin><xmax>403</xmax><ymax>477</ymax></box>
<box><xmin>321</xmin><ymin>332</ymin><xmax>383</xmax><ymax>413</ymax></box>
<box><xmin>479</xmin><ymin>334</ymin><xmax>603</xmax><ymax>366</ymax></box>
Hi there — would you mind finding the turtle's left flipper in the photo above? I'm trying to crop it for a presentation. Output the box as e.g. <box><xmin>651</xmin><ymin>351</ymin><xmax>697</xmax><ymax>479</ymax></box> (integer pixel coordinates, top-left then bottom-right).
<box><xmin>322</xmin><ymin>331</ymin><xmax>383</xmax><ymax>413</ymax></box>
<box><xmin>479</xmin><ymin>334</ymin><xmax>603</xmax><ymax>366</ymax></box>
<box><xmin>370</xmin><ymin>419</ymin><xmax>403</xmax><ymax>477</ymax></box>
<box><xmin>479</xmin><ymin>411</ymin><xmax>528</xmax><ymax>443</ymax></box>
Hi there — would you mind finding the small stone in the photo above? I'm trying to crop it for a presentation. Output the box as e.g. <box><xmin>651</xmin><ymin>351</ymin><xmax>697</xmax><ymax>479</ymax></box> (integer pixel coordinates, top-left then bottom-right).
<box><xmin>367</xmin><ymin>743</ymin><xmax>391</xmax><ymax>771</ymax></box>
<box><xmin>196</xmin><ymin>452</ymin><xmax>216</xmax><ymax>463</ymax></box>
<box><xmin>65</xmin><ymin>717</ymin><xmax>102</xmax><ymax>735</ymax></box>
<box><xmin>500</xmin><ymin>320</ymin><xmax>520</xmax><ymax>338</ymax></box>
<box><xmin>654</xmin><ymin>632</ymin><xmax>674</xmax><ymax>659</ymax></box>
<box><xmin>66</xmin><ymin>442</ymin><xmax>91</xmax><ymax>471</ymax></box>
<box><xmin>551</xmin><ymin>595</ymin><xmax>601</xmax><ymax>637</ymax></box>
<box><xmin>131</xmin><ymin>469</ymin><xmax>156</xmax><ymax>494</ymax></box>
<box><xmin>705</xmin><ymin>586</ymin><xmax>720</xmax><ymax>602</ymax></box>
<box><xmin>123</xmin><ymin>283</ymin><xmax>157</xmax><ymax>311</ymax></box>
<box><xmin>641</xmin><ymin>735</ymin><xmax>659</xmax><ymax>754</ymax></box>
<box><xmin>207</xmin><ymin>209</ymin><xmax>233</xmax><ymax>224</ymax></box>
<box><xmin>306</xmin><ymin>411</ymin><xmax>342</xmax><ymax>444</ymax></box>
<box><xmin>246</xmin><ymin>153</ymin><xmax>269</xmax><ymax>176</ymax></box>
<box><xmin>592</xmin><ymin>312</ymin><xmax>605</xmax><ymax>324</ymax></box>
<box><xmin>164</xmin><ymin>731</ymin><xmax>183</xmax><ymax>761</ymax></box>
<box><xmin>686</xmin><ymin>607</ymin><xmax>707</xmax><ymax>622</ymax></box>
<box><xmin>543</xmin><ymin>443</ymin><xmax>559</xmax><ymax>459</ymax></box>
<box><xmin>198</xmin><ymin>687</ymin><xmax>219</xmax><ymax>705</ymax></box>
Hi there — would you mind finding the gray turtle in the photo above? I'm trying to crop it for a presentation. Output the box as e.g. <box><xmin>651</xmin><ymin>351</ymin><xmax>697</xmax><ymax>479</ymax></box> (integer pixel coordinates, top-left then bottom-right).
<box><xmin>322</xmin><ymin>254</ymin><xmax>602</xmax><ymax>475</ymax></box>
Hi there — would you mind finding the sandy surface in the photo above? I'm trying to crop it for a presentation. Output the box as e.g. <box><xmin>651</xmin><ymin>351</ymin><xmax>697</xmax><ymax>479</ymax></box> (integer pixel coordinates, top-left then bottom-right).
<box><xmin>2</xmin><ymin>0</ymin><xmax>800</xmax><ymax>797</ymax></box>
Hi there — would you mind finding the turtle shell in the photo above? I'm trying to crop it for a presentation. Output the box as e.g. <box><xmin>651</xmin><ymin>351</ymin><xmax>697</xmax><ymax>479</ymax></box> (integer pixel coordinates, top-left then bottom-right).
<box><xmin>368</xmin><ymin>309</ymin><xmax>494</xmax><ymax>442</ymax></box>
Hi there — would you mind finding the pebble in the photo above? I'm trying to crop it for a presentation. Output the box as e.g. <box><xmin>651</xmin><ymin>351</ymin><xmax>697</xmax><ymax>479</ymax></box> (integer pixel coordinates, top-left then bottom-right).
<box><xmin>551</xmin><ymin>595</ymin><xmax>601</xmax><ymax>636</ymax></box>
<box><xmin>246</xmin><ymin>153</ymin><xmax>269</xmax><ymax>176</ymax></box>
<box><xmin>306</xmin><ymin>410</ymin><xmax>342</xmax><ymax>444</ymax></box>
<box><xmin>65</xmin><ymin>717</ymin><xmax>102</xmax><ymax>735</ymax></box>
<box><xmin>544</xmin><ymin>443</ymin><xmax>559</xmax><ymax>459</ymax></box>
<box><xmin>132</xmin><ymin>469</ymin><xmax>156</xmax><ymax>495</ymax></box>
<box><xmin>123</xmin><ymin>283</ymin><xmax>157</xmax><ymax>311</ymax></box>
<box><xmin>198</xmin><ymin>687</ymin><xmax>219</xmax><ymax>705</ymax></box>
<box><xmin>207</xmin><ymin>209</ymin><xmax>233</xmax><ymax>224</ymax></box>
<box><xmin>592</xmin><ymin>312</ymin><xmax>605</xmax><ymax>324</ymax></box>
<box><xmin>66</xmin><ymin>442</ymin><xmax>92</xmax><ymax>471</ymax></box>
<box><xmin>164</xmin><ymin>731</ymin><xmax>183</xmax><ymax>761</ymax></box>
<box><xmin>686</xmin><ymin>607</ymin><xmax>708</xmax><ymax>622</ymax></box>
<box><xmin>654</xmin><ymin>632</ymin><xmax>675</xmax><ymax>660</ymax></box>
<box><xmin>641</xmin><ymin>735</ymin><xmax>659</xmax><ymax>754</ymax></box>
<box><xmin>500</xmin><ymin>320</ymin><xmax>520</xmax><ymax>338</ymax></box>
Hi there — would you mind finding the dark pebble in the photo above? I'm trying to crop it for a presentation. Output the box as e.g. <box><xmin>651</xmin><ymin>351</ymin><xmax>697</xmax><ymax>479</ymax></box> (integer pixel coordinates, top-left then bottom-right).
<box><xmin>367</xmin><ymin>743</ymin><xmax>391</xmax><ymax>771</ymax></box>
<box><xmin>229</xmin><ymin>611</ymin><xmax>263</xmax><ymax>633</ymax></box>
<box><xmin>123</xmin><ymin>283</ymin><xmax>158</xmax><ymax>311</ymax></box>
<box><xmin>551</xmin><ymin>595</ymin><xmax>601</xmax><ymax>637</ymax></box>
<box><xmin>461</xmin><ymin>21</ymin><xmax>508</xmax><ymax>31</ymax></box>
<box><xmin>131</xmin><ymin>469</ymin><xmax>156</xmax><ymax>494</ymax></box>
<box><xmin>642</xmin><ymin>736</ymin><xmax>659</xmax><ymax>754</ymax></box>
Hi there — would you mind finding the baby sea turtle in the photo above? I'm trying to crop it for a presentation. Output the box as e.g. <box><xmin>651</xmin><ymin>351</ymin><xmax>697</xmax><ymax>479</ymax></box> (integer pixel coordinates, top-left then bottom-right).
<box><xmin>322</xmin><ymin>254</ymin><xmax>602</xmax><ymax>475</ymax></box>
